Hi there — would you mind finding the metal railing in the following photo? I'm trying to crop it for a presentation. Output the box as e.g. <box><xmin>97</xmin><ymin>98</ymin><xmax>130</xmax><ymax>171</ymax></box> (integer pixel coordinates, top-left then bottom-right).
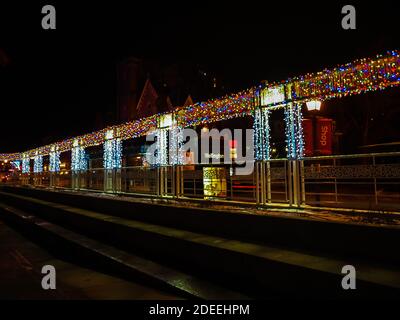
<box><xmin>3</xmin><ymin>152</ymin><xmax>400</xmax><ymax>213</ymax></box>
<box><xmin>301</xmin><ymin>152</ymin><xmax>400</xmax><ymax>211</ymax></box>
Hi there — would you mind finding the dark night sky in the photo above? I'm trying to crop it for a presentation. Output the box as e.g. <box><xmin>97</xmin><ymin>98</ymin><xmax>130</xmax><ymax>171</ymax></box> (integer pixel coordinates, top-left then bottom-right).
<box><xmin>0</xmin><ymin>1</ymin><xmax>399</xmax><ymax>152</ymax></box>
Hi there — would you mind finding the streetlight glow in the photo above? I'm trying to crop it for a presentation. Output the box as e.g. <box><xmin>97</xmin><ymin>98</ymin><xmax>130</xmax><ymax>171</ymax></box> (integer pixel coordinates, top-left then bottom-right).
<box><xmin>306</xmin><ymin>100</ymin><xmax>322</xmax><ymax>111</ymax></box>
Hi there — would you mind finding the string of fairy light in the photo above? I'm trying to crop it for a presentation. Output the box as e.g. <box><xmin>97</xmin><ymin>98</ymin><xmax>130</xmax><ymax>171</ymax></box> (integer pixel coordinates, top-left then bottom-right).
<box><xmin>49</xmin><ymin>148</ymin><xmax>61</xmax><ymax>172</ymax></box>
<box><xmin>103</xmin><ymin>130</ymin><xmax>122</xmax><ymax>169</ymax></box>
<box><xmin>71</xmin><ymin>139</ymin><xmax>88</xmax><ymax>172</ymax></box>
<box><xmin>33</xmin><ymin>152</ymin><xmax>43</xmax><ymax>173</ymax></box>
<box><xmin>0</xmin><ymin>50</ymin><xmax>399</xmax><ymax>163</ymax></box>
<box><xmin>253</xmin><ymin>107</ymin><xmax>271</xmax><ymax>161</ymax></box>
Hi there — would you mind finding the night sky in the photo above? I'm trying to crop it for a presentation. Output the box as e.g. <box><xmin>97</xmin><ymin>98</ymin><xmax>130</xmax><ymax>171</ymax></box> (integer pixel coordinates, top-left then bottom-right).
<box><xmin>0</xmin><ymin>1</ymin><xmax>398</xmax><ymax>153</ymax></box>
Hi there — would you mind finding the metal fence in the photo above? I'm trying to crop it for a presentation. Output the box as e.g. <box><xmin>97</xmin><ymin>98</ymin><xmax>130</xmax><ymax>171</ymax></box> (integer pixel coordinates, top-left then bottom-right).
<box><xmin>301</xmin><ymin>152</ymin><xmax>400</xmax><ymax>211</ymax></box>
<box><xmin>3</xmin><ymin>152</ymin><xmax>400</xmax><ymax>212</ymax></box>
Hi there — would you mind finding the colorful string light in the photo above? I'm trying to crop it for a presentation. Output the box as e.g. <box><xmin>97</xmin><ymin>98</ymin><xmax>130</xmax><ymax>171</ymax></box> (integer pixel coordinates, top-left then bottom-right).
<box><xmin>0</xmin><ymin>50</ymin><xmax>398</xmax><ymax>162</ymax></box>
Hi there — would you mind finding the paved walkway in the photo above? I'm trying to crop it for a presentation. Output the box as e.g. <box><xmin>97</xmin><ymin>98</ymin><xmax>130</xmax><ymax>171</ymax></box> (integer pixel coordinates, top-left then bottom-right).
<box><xmin>0</xmin><ymin>219</ymin><xmax>180</xmax><ymax>300</ymax></box>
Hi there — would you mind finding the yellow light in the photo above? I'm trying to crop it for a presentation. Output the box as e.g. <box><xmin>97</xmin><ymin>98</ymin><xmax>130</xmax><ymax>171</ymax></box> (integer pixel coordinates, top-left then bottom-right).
<box><xmin>105</xmin><ymin>130</ymin><xmax>114</xmax><ymax>140</ymax></box>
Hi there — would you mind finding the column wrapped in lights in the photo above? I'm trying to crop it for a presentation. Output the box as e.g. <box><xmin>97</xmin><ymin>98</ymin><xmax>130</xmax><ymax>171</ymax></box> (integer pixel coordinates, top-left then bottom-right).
<box><xmin>253</xmin><ymin>107</ymin><xmax>271</xmax><ymax>161</ymax></box>
<box><xmin>169</xmin><ymin>115</ymin><xmax>184</xmax><ymax>165</ymax></box>
<box><xmin>284</xmin><ymin>103</ymin><xmax>304</xmax><ymax>159</ymax></box>
<box><xmin>33</xmin><ymin>152</ymin><xmax>43</xmax><ymax>173</ymax></box>
<box><xmin>155</xmin><ymin>129</ymin><xmax>168</xmax><ymax>166</ymax></box>
<box><xmin>71</xmin><ymin>139</ymin><xmax>88</xmax><ymax>172</ymax></box>
<box><xmin>11</xmin><ymin>160</ymin><xmax>21</xmax><ymax>171</ymax></box>
<box><xmin>294</xmin><ymin>103</ymin><xmax>305</xmax><ymax>159</ymax></box>
<box><xmin>0</xmin><ymin>51</ymin><xmax>397</xmax><ymax>166</ymax></box>
<box><xmin>49</xmin><ymin>146</ymin><xmax>61</xmax><ymax>172</ymax></box>
<box><xmin>103</xmin><ymin>129</ymin><xmax>122</xmax><ymax>169</ymax></box>
<box><xmin>155</xmin><ymin>113</ymin><xmax>173</xmax><ymax>166</ymax></box>
<box><xmin>22</xmin><ymin>154</ymin><xmax>30</xmax><ymax>174</ymax></box>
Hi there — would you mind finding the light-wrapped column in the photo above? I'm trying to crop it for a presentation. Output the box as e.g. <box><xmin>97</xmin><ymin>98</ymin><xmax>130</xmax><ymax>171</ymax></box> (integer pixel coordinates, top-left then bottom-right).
<box><xmin>71</xmin><ymin>139</ymin><xmax>87</xmax><ymax>172</ymax></box>
<box><xmin>22</xmin><ymin>154</ymin><xmax>30</xmax><ymax>174</ymax></box>
<box><xmin>49</xmin><ymin>146</ymin><xmax>61</xmax><ymax>172</ymax></box>
<box><xmin>103</xmin><ymin>129</ymin><xmax>122</xmax><ymax>193</ymax></box>
<box><xmin>294</xmin><ymin>103</ymin><xmax>305</xmax><ymax>159</ymax></box>
<box><xmin>103</xmin><ymin>130</ymin><xmax>122</xmax><ymax>169</ymax></box>
<box><xmin>33</xmin><ymin>152</ymin><xmax>43</xmax><ymax>173</ymax></box>
<box><xmin>155</xmin><ymin>129</ymin><xmax>168</xmax><ymax>166</ymax></box>
<box><xmin>253</xmin><ymin>107</ymin><xmax>271</xmax><ymax>161</ymax></box>
<box><xmin>284</xmin><ymin>103</ymin><xmax>304</xmax><ymax>159</ymax></box>
<box><xmin>169</xmin><ymin>126</ymin><xmax>184</xmax><ymax>165</ymax></box>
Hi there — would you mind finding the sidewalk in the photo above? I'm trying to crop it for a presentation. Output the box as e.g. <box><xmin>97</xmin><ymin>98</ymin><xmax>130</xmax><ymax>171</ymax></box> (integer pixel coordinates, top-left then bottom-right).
<box><xmin>0</xmin><ymin>219</ymin><xmax>180</xmax><ymax>300</ymax></box>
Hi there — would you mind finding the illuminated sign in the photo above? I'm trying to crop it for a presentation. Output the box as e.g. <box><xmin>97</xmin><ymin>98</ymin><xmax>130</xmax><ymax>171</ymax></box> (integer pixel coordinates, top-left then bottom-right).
<box><xmin>261</xmin><ymin>86</ymin><xmax>285</xmax><ymax>106</ymax></box>
<box><xmin>203</xmin><ymin>167</ymin><xmax>227</xmax><ymax>199</ymax></box>
<box><xmin>159</xmin><ymin>113</ymin><xmax>173</xmax><ymax>128</ymax></box>
<box><xmin>105</xmin><ymin>130</ymin><xmax>114</xmax><ymax>140</ymax></box>
<box><xmin>205</xmin><ymin>153</ymin><xmax>224</xmax><ymax>160</ymax></box>
<box><xmin>316</xmin><ymin>118</ymin><xmax>333</xmax><ymax>155</ymax></box>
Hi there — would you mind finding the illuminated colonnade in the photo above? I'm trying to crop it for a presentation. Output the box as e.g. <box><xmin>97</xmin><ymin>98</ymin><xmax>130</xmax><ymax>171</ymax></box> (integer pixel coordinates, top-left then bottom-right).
<box><xmin>0</xmin><ymin>50</ymin><xmax>398</xmax><ymax>193</ymax></box>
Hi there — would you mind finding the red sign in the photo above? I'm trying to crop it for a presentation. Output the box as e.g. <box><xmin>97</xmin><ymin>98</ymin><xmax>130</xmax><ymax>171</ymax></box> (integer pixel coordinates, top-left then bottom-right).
<box><xmin>315</xmin><ymin>118</ymin><xmax>333</xmax><ymax>155</ymax></box>
<box><xmin>302</xmin><ymin>118</ymin><xmax>314</xmax><ymax>156</ymax></box>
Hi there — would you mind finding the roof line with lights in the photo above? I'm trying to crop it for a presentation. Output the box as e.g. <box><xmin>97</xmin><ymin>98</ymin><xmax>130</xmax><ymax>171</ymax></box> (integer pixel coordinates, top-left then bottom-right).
<box><xmin>1</xmin><ymin>50</ymin><xmax>399</xmax><ymax>161</ymax></box>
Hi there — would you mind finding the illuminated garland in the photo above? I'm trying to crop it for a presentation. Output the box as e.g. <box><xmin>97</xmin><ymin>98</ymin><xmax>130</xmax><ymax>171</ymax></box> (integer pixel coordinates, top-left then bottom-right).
<box><xmin>284</xmin><ymin>103</ymin><xmax>304</xmax><ymax>159</ymax></box>
<box><xmin>11</xmin><ymin>160</ymin><xmax>21</xmax><ymax>171</ymax></box>
<box><xmin>294</xmin><ymin>104</ymin><xmax>305</xmax><ymax>159</ymax></box>
<box><xmin>22</xmin><ymin>154</ymin><xmax>30</xmax><ymax>174</ymax></box>
<box><xmin>174</xmin><ymin>89</ymin><xmax>255</xmax><ymax>127</ymax></box>
<box><xmin>0</xmin><ymin>50</ymin><xmax>398</xmax><ymax>162</ymax></box>
<box><xmin>49</xmin><ymin>147</ymin><xmax>61</xmax><ymax>172</ymax></box>
<box><xmin>284</xmin><ymin>105</ymin><xmax>296</xmax><ymax>159</ymax></box>
<box><xmin>0</xmin><ymin>153</ymin><xmax>21</xmax><ymax>162</ymax></box>
<box><xmin>253</xmin><ymin>107</ymin><xmax>271</xmax><ymax>161</ymax></box>
<box><xmin>104</xmin><ymin>131</ymin><xmax>122</xmax><ymax>169</ymax></box>
<box><xmin>33</xmin><ymin>153</ymin><xmax>43</xmax><ymax>173</ymax></box>
<box><xmin>287</xmin><ymin>50</ymin><xmax>400</xmax><ymax>102</ymax></box>
<box><xmin>169</xmin><ymin>126</ymin><xmax>184</xmax><ymax>165</ymax></box>
<box><xmin>155</xmin><ymin>129</ymin><xmax>168</xmax><ymax>166</ymax></box>
<box><xmin>71</xmin><ymin>140</ymin><xmax>88</xmax><ymax>172</ymax></box>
